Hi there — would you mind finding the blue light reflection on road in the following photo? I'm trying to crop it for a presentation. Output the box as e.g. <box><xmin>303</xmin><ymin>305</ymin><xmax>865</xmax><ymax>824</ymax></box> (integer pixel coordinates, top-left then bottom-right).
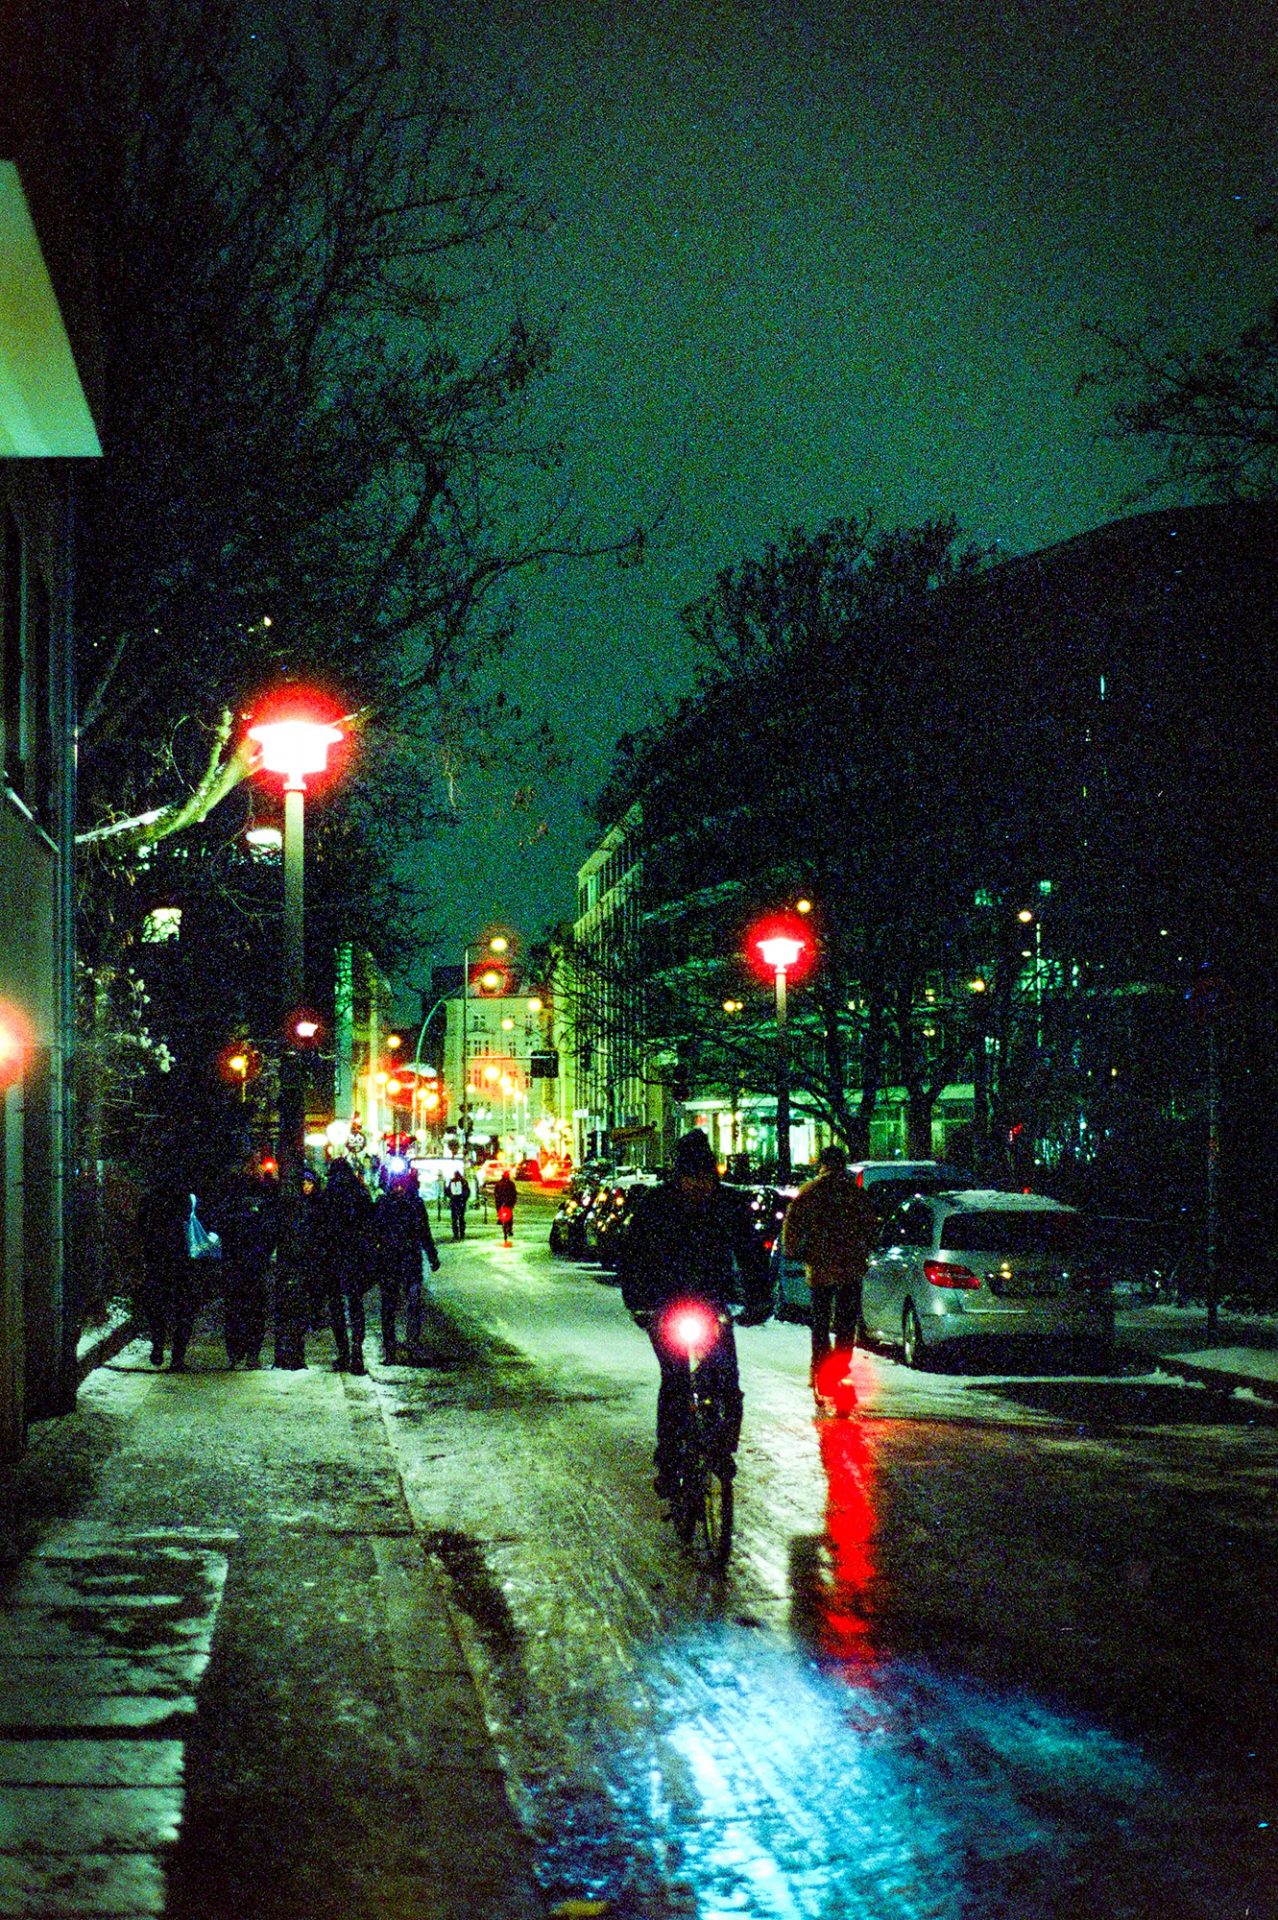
<box><xmin>590</xmin><ymin>1631</ymin><xmax>1183</xmax><ymax>1920</ymax></box>
<box><xmin>533</xmin><ymin>1406</ymin><xmax>1219</xmax><ymax>1918</ymax></box>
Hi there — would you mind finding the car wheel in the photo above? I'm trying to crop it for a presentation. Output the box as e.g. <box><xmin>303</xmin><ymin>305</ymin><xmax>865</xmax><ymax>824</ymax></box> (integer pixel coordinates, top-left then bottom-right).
<box><xmin>902</xmin><ymin>1302</ymin><xmax>927</xmax><ymax>1370</ymax></box>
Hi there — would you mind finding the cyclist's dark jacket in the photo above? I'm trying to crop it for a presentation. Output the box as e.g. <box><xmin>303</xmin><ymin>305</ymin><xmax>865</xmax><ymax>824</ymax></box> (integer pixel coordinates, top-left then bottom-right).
<box><xmin>619</xmin><ymin>1179</ymin><xmax>760</xmax><ymax>1316</ymax></box>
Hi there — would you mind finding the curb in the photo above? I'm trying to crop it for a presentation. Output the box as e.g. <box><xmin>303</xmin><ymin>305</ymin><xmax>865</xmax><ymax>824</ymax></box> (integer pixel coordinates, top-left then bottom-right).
<box><xmin>75</xmin><ymin>1307</ymin><xmax>140</xmax><ymax>1384</ymax></box>
<box><xmin>1155</xmin><ymin>1355</ymin><xmax>1278</xmax><ymax>1404</ymax></box>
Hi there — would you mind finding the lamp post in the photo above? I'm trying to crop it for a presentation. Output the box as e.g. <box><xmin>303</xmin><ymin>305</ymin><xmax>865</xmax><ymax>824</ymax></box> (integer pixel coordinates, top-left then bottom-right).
<box><xmin>247</xmin><ymin>695</ymin><xmax>344</xmax><ymax>1367</ymax></box>
<box><xmin>750</xmin><ymin>915</ymin><xmax>813</xmax><ymax>1184</ymax></box>
<box><xmin>459</xmin><ymin>934</ymin><xmax>509</xmax><ymax>1157</ymax></box>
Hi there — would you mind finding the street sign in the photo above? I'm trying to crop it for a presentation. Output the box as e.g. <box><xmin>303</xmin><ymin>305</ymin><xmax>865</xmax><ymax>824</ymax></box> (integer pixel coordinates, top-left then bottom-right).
<box><xmin>530</xmin><ymin>1050</ymin><xmax>559</xmax><ymax>1078</ymax></box>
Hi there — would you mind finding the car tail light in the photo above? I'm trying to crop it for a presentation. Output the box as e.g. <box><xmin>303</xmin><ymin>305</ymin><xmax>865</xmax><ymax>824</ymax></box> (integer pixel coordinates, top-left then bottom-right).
<box><xmin>763</xmin><ymin>1236</ymin><xmax>776</xmax><ymax>1253</ymax></box>
<box><xmin>923</xmin><ymin>1259</ymin><xmax>981</xmax><ymax>1290</ymax></box>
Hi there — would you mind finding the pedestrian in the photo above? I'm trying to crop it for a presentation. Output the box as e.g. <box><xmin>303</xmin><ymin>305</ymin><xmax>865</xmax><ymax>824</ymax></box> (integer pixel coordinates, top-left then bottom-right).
<box><xmin>213</xmin><ymin>1167</ymin><xmax>277</xmax><ymax>1368</ymax></box>
<box><xmin>136</xmin><ymin>1168</ymin><xmax>199</xmax><ymax>1371</ymax></box>
<box><xmin>782</xmin><ymin>1142</ymin><xmax>879</xmax><ymax>1414</ymax></box>
<box><xmin>619</xmin><ymin>1128</ymin><xmax>769</xmax><ymax>1499</ymax></box>
<box><xmin>315</xmin><ymin>1156</ymin><xmax>374</xmax><ymax>1373</ymax></box>
<box><xmin>493</xmin><ymin>1168</ymin><xmax>518</xmax><ymax>1245</ymax></box>
<box><xmin>372</xmin><ymin>1169</ymin><xmax>441</xmax><ymax>1364</ymax></box>
<box><xmin>445</xmin><ymin>1165</ymin><xmax>470</xmax><ymax>1241</ymax></box>
<box><xmin>270</xmin><ymin>1165</ymin><xmax>321</xmax><ymax>1369</ymax></box>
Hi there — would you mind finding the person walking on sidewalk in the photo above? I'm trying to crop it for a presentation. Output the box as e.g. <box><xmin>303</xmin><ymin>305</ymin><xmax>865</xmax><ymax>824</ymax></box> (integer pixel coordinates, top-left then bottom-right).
<box><xmin>373</xmin><ymin>1168</ymin><xmax>441</xmax><ymax>1364</ymax></box>
<box><xmin>782</xmin><ymin>1142</ymin><xmax>879</xmax><ymax>1414</ymax></box>
<box><xmin>445</xmin><ymin>1166</ymin><xmax>470</xmax><ymax>1241</ymax></box>
<box><xmin>493</xmin><ymin>1168</ymin><xmax>518</xmax><ymax>1246</ymax></box>
<box><xmin>137</xmin><ymin>1168</ymin><xmax>199</xmax><ymax>1371</ymax></box>
<box><xmin>214</xmin><ymin>1167</ymin><xmax>277</xmax><ymax>1368</ymax></box>
<box><xmin>316</xmin><ymin>1157</ymin><xmax>374</xmax><ymax>1373</ymax></box>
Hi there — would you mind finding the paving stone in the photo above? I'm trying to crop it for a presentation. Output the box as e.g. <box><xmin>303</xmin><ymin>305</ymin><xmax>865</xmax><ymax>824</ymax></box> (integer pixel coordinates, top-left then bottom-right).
<box><xmin>0</xmin><ymin>1849</ymin><xmax>165</xmax><ymax>1915</ymax></box>
<box><xmin>0</xmin><ymin>1783</ymin><xmax>183</xmax><ymax>1851</ymax></box>
<box><xmin>0</xmin><ymin>1738</ymin><xmax>184</xmax><ymax>1787</ymax></box>
<box><xmin>0</xmin><ymin>1654</ymin><xmax>208</xmax><ymax>1701</ymax></box>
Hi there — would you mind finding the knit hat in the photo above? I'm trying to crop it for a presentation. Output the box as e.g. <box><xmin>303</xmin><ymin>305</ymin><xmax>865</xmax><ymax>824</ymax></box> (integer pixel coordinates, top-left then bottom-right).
<box><xmin>673</xmin><ymin>1128</ymin><xmax>718</xmax><ymax>1177</ymax></box>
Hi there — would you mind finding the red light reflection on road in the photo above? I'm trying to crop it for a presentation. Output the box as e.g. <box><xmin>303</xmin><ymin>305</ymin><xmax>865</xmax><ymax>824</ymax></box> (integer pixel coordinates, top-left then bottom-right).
<box><xmin>815</xmin><ymin>1414</ymin><xmax>879</xmax><ymax>1671</ymax></box>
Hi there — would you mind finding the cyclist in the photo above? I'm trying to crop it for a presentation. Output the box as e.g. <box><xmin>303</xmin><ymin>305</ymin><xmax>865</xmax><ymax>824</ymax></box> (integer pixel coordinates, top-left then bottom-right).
<box><xmin>619</xmin><ymin>1128</ymin><xmax>768</xmax><ymax>1499</ymax></box>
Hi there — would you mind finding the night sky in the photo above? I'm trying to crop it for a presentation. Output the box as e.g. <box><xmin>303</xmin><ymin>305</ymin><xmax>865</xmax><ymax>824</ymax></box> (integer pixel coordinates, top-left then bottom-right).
<box><xmin>409</xmin><ymin>0</ymin><xmax>1277</xmax><ymax>984</ymax></box>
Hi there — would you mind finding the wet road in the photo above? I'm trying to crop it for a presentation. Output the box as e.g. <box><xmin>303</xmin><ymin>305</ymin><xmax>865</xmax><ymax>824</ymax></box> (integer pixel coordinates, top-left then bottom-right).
<box><xmin>375</xmin><ymin>1199</ymin><xmax>1278</xmax><ymax>1918</ymax></box>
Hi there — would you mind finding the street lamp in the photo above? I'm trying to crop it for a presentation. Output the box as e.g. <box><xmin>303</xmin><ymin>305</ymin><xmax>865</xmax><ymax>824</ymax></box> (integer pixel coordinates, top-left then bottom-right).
<box><xmin>460</xmin><ymin>933</ymin><xmax>510</xmax><ymax>1155</ymax></box>
<box><xmin>247</xmin><ymin>692</ymin><xmax>345</xmax><ymax>1367</ymax></box>
<box><xmin>748</xmin><ymin>913</ymin><xmax>814</xmax><ymax>1183</ymax></box>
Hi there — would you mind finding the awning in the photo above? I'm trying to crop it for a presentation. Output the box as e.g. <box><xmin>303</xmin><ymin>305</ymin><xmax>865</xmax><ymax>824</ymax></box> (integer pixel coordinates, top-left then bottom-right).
<box><xmin>0</xmin><ymin>162</ymin><xmax>101</xmax><ymax>457</ymax></box>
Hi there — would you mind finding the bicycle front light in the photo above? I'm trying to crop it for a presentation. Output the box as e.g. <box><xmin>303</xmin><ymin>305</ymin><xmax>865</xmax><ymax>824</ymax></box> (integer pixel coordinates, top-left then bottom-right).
<box><xmin>663</xmin><ymin>1302</ymin><xmax>719</xmax><ymax>1355</ymax></box>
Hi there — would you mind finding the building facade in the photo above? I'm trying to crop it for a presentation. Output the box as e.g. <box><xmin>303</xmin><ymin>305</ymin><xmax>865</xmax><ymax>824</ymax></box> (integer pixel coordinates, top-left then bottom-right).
<box><xmin>0</xmin><ymin>154</ymin><xmax>102</xmax><ymax>1454</ymax></box>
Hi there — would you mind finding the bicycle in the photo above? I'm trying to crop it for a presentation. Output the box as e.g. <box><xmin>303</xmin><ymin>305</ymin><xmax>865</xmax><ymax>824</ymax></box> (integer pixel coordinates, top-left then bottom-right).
<box><xmin>657</xmin><ymin>1299</ymin><xmax>740</xmax><ymax>1575</ymax></box>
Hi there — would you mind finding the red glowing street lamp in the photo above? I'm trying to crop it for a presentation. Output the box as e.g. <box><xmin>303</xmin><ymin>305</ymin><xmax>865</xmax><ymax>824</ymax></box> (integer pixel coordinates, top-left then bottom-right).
<box><xmin>247</xmin><ymin>692</ymin><xmax>346</xmax><ymax>1366</ymax></box>
<box><xmin>748</xmin><ymin>912</ymin><xmax>814</xmax><ymax>1183</ymax></box>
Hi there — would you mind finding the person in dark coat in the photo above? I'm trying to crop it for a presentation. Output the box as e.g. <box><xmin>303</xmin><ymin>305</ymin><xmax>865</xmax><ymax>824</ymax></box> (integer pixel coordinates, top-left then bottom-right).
<box><xmin>214</xmin><ymin>1169</ymin><xmax>277</xmax><ymax>1368</ymax></box>
<box><xmin>136</xmin><ymin>1170</ymin><xmax>199</xmax><ymax>1371</ymax></box>
<box><xmin>492</xmin><ymin>1169</ymin><xmax>518</xmax><ymax>1245</ymax></box>
<box><xmin>373</xmin><ymin>1169</ymin><xmax>441</xmax><ymax>1364</ymax></box>
<box><xmin>316</xmin><ymin>1157</ymin><xmax>374</xmax><ymax>1373</ymax></box>
<box><xmin>619</xmin><ymin>1128</ymin><xmax>769</xmax><ymax>1498</ymax></box>
<box><xmin>445</xmin><ymin>1166</ymin><xmax>471</xmax><ymax>1241</ymax></box>
<box><xmin>783</xmin><ymin>1142</ymin><xmax>879</xmax><ymax>1412</ymax></box>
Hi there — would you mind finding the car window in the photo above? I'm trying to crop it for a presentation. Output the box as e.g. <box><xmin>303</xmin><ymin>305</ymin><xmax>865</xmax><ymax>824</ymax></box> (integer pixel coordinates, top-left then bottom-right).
<box><xmin>899</xmin><ymin>1201</ymin><xmax>935</xmax><ymax>1247</ymax></box>
<box><xmin>940</xmin><ymin>1210</ymin><xmax>1085</xmax><ymax>1254</ymax></box>
<box><xmin>876</xmin><ymin>1203</ymin><xmax>911</xmax><ymax>1248</ymax></box>
<box><xmin>867</xmin><ymin>1176</ymin><xmax>949</xmax><ymax>1213</ymax></box>
<box><xmin>879</xmin><ymin>1201</ymin><xmax>932</xmax><ymax>1248</ymax></box>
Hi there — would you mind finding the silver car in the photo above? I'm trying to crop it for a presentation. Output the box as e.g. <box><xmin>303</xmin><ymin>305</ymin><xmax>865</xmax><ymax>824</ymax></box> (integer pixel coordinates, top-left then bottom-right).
<box><xmin>861</xmin><ymin>1190</ymin><xmax>1114</xmax><ymax>1369</ymax></box>
<box><xmin>771</xmin><ymin>1161</ymin><xmax>964</xmax><ymax>1321</ymax></box>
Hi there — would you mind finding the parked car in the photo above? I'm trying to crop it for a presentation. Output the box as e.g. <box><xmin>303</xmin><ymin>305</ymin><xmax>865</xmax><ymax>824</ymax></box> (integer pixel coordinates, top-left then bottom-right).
<box><xmin>583</xmin><ymin>1174</ymin><xmax>639</xmax><ymax>1261</ymax></box>
<box><xmin>771</xmin><ymin>1161</ymin><xmax>965</xmax><ymax>1321</ymax></box>
<box><xmin>513</xmin><ymin>1158</ymin><xmax>542</xmax><ymax>1182</ymax></box>
<box><xmin>548</xmin><ymin>1173</ymin><xmax>608</xmax><ymax>1257</ymax></box>
<box><xmin>860</xmin><ymin>1189</ymin><xmax>1114</xmax><ymax>1369</ymax></box>
<box><xmin>592</xmin><ymin>1173</ymin><xmax>662</xmax><ymax>1277</ymax></box>
<box><xmin>718</xmin><ymin>1181</ymin><xmax>779</xmax><ymax>1302</ymax></box>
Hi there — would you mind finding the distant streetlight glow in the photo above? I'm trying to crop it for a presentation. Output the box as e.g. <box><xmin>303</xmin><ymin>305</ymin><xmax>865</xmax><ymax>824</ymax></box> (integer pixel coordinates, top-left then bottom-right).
<box><xmin>0</xmin><ymin>1001</ymin><xmax>35</xmax><ymax>1091</ymax></box>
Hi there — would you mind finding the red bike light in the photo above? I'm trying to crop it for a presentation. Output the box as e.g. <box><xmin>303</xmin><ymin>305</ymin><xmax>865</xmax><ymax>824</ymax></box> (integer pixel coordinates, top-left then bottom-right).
<box><xmin>664</xmin><ymin>1302</ymin><xmax>719</xmax><ymax>1354</ymax></box>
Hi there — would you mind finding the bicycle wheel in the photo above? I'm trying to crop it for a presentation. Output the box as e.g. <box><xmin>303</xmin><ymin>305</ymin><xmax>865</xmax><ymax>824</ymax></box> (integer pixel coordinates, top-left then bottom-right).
<box><xmin>670</xmin><ymin>1451</ymin><xmax>699</xmax><ymax>1543</ymax></box>
<box><xmin>699</xmin><ymin>1459</ymin><xmax>734</xmax><ymax>1573</ymax></box>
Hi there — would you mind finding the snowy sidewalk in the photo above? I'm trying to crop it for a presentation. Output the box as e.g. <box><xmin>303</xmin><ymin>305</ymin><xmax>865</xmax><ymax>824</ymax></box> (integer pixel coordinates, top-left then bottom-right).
<box><xmin>1117</xmin><ymin>1300</ymin><xmax>1278</xmax><ymax>1401</ymax></box>
<box><xmin>0</xmin><ymin>1317</ymin><xmax>545</xmax><ymax>1920</ymax></box>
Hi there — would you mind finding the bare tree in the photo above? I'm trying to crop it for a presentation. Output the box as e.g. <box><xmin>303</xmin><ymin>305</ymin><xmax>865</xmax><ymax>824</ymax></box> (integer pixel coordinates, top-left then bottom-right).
<box><xmin>8</xmin><ymin>0</ymin><xmax>638</xmax><ymax>863</ymax></box>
